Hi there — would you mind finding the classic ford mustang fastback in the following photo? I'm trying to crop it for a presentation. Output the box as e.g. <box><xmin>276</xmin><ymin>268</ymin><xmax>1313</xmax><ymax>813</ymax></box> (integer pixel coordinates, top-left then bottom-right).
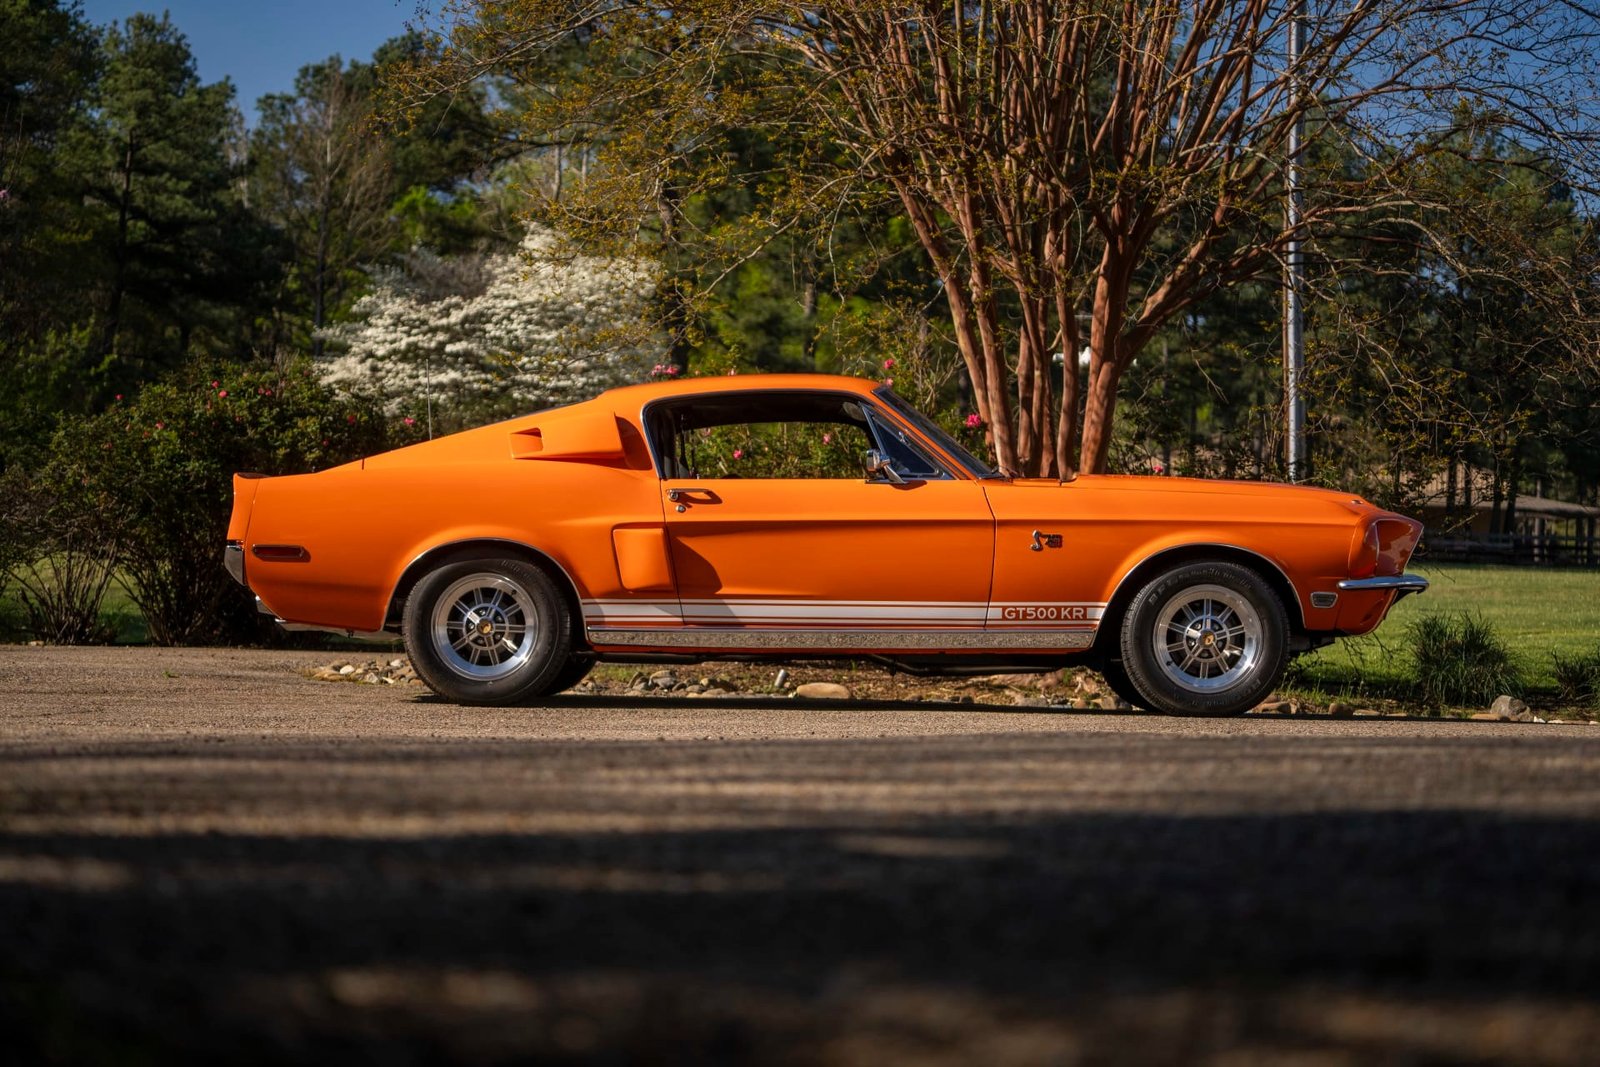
<box><xmin>226</xmin><ymin>374</ymin><xmax>1426</xmax><ymax>715</ymax></box>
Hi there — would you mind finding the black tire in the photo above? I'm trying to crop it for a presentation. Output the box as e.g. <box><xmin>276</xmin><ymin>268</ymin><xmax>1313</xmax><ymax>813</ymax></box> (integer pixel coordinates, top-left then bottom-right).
<box><xmin>543</xmin><ymin>654</ymin><xmax>596</xmax><ymax>695</ymax></box>
<box><xmin>1098</xmin><ymin>659</ymin><xmax>1150</xmax><ymax>710</ymax></box>
<box><xmin>403</xmin><ymin>556</ymin><xmax>572</xmax><ymax>705</ymax></box>
<box><xmin>1118</xmin><ymin>560</ymin><xmax>1289</xmax><ymax>717</ymax></box>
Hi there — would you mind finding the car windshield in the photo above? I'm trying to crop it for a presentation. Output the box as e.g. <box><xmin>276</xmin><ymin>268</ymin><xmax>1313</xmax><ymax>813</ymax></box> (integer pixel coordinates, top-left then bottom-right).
<box><xmin>873</xmin><ymin>386</ymin><xmax>1000</xmax><ymax>479</ymax></box>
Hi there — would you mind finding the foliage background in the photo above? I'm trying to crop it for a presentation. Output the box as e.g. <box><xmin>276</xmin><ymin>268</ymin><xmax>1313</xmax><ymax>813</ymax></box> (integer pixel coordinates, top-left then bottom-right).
<box><xmin>2</xmin><ymin>0</ymin><xmax>1599</xmax><ymax>657</ymax></box>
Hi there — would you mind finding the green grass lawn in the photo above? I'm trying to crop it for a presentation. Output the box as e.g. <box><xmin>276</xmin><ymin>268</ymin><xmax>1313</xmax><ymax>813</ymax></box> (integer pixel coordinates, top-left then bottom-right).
<box><xmin>0</xmin><ymin>577</ymin><xmax>148</xmax><ymax>644</ymax></box>
<box><xmin>1294</xmin><ymin>563</ymin><xmax>1600</xmax><ymax>696</ymax></box>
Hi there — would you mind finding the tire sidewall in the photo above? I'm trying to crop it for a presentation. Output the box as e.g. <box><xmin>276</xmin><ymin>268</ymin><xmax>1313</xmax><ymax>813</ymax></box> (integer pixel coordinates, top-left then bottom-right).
<box><xmin>1119</xmin><ymin>561</ymin><xmax>1289</xmax><ymax>716</ymax></box>
<box><xmin>403</xmin><ymin>557</ymin><xmax>572</xmax><ymax>705</ymax></box>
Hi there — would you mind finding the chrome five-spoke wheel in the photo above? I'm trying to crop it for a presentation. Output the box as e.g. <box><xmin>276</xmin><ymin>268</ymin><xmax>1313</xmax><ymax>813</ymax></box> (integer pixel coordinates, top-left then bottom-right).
<box><xmin>1119</xmin><ymin>560</ymin><xmax>1289</xmax><ymax>716</ymax></box>
<box><xmin>403</xmin><ymin>556</ymin><xmax>573</xmax><ymax>705</ymax></box>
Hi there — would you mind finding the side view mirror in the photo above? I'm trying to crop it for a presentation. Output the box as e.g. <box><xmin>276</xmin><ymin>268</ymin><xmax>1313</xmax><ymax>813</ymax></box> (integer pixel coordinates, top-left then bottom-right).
<box><xmin>862</xmin><ymin>449</ymin><xmax>906</xmax><ymax>485</ymax></box>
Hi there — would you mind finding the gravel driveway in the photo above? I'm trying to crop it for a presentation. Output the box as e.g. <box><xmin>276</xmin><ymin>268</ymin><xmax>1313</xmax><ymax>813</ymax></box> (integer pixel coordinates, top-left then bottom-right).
<box><xmin>3</xmin><ymin>646</ymin><xmax>1600</xmax><ymax>1064</ymax></box>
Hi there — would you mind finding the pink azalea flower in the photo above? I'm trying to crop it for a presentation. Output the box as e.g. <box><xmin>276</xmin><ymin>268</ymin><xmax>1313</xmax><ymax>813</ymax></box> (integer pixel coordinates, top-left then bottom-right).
<box><xmin>733</xmin><ymin>449</ymin><xmax>744</xmax><ymax>459</ymax></box>
<box><xmin>217</xmin><ymin>389</ymin><xmax>227</xmax><ymax>398</ymax></box>
<box><xmin>883</xmin><ymin>377</ymin><xmax>894</xmax><ymax>387</ymax></box>
<box><xmin>727</xmin><ymin>368</ymin><xmax>739</xmax><ymax>375</ymax></box>
<box><xmin>210</xmin><ymin>380</ymin><xmax>219</xmax><ymax>388</ymax></box>
<box><xmin>154</xmin><ymin>421</ymin><xmax>164</xmax><ymax>430</ymax></box>
<box><xmin>403</xmin><ymin>416</ymin><xmax>415</xmax><ymax>426</ymax></box>
<box><xmin>346</xmin><ymin>414</ymin><xmax>357</xmax><ymax>424</ymax></box>
<box><xmin>822</xmin><ymin>432</ymin><xmax>833</xmax><ymax>445</ymax></box>
<box><xmin>965</xmin><ymin>413</ymin><xmax>982</xmax><ymax>428</ymax></box>
<box><xmin>114</xmin><ymin>394</ymin><xmax>123</xmax><ymax>401</ymax></box>
<box><xmin>883</xmin><ymin>358</ymin><xmax>896</xmax><ymax>370</ymax></box>
<box><xmin>665</xmin><ymin>366</ymin><xmax>680</xmax><ymax>376</ymax></box>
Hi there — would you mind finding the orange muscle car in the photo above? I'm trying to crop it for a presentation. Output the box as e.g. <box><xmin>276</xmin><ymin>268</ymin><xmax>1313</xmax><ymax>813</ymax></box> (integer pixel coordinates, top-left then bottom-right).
<box><xmin>225</xmin><ymin>374</ymin><xmax>1426</xmax><ymax>715</ymax></box>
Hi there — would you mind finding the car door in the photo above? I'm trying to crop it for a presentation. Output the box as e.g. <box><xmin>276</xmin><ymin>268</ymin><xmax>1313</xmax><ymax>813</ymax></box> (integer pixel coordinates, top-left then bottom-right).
<box><xmin>654</xmin><ymin>391</ymin><xmax>995</xmax><ymax>645</ymax></box>
<box><xmin>982</xmin><ymin>479</ymin><xmax>1108</xmax><ymax>649</ymax></box>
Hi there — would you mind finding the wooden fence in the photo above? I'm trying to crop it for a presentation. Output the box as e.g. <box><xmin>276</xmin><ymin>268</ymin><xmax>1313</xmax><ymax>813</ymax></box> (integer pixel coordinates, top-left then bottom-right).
<box><xmin>1421</xmin><ymin>533</ymin><xmax>1600</xmax><ymax>567</ymax></box>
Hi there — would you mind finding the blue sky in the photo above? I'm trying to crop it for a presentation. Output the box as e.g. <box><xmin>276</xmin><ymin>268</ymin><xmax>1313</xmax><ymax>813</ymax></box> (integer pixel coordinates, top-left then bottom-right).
<box><xmin>79</xmin><ymin>1</ymin><xmax>420</xmax><ymax>121</ymax></box>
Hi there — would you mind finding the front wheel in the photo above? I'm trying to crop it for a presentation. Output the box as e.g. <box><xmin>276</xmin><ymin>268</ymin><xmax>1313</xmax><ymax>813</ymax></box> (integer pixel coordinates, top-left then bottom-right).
<box><xmin>1118</xmin><ymin>560</ymin><xmax>1289</xmax><ymax>717</ymax></box>
<box><xmin>403</xmin><ymin>557</ymin><xmax>572</xmax><ymax>705</ymax></box>
<box><xmin>1098</xmin><ymin>659</ymin><xmax>1149</xmax><ymax>711</ymax></box>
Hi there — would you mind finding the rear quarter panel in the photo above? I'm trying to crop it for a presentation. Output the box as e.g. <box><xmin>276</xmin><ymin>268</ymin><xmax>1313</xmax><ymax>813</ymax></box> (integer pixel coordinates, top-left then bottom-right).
<box><xmin>243</xmin><ymin>437</ymin><xmax>664</xmax><ymax>632</ymax></box>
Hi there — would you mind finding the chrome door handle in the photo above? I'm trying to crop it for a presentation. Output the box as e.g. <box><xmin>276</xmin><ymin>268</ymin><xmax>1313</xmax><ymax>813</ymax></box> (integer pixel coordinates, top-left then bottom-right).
<box><xmin>667</xmin><ymin>487</ymin><xmax>710</xmax><ymax>502</ymax></box>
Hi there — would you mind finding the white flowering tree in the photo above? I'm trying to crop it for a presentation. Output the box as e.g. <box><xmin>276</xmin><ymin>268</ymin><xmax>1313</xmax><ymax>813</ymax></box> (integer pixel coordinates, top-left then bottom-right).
<box><xmin>320</xmin><ymin>226</ymin><xmax>660</xmax><ymax>426</ymax></box>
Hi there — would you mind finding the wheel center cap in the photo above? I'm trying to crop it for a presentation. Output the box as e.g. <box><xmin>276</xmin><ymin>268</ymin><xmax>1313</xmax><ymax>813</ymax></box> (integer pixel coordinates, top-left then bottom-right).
<box><xmin>478</xmin><ymin>620</ymin><xmax>494</xmax><ymax>635</ymax></box>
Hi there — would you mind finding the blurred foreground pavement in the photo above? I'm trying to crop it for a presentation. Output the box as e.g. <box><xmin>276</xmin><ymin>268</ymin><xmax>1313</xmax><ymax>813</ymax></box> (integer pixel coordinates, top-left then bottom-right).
<box><xmin>3</xmin><ymin>646</ymin><xmax>1599</xmax><ymax>1065</ymax></box>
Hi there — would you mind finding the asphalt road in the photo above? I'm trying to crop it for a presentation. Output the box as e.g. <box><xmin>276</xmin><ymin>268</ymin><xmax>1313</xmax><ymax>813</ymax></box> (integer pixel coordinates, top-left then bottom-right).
<box><xmin>4</xmin><ymin>646</ymin><xmax>1600</xmax><ymax>1065</ymax></box>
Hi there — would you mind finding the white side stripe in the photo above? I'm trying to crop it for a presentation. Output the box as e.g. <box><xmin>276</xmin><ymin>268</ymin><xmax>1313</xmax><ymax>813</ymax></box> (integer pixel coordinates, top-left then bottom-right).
<box><xmin>581</xmin><ymin>598</ymin><xmax>1106</xmax><ymax>628</ymax></box>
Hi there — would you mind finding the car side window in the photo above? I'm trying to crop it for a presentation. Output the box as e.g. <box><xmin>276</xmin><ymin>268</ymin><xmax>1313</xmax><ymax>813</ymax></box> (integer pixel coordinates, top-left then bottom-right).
<box><xmin>864</xmin><ymin>408</ymin><xmax>944</xmax><ymax>480</ymax></box>
<box><xmin>650</xmin><ymin>393</ymin><xmax>872</xmax><ymax>479</ymax></box>
<box><xmin>647</xmin><ymin>391</ymin><xmax>948</xmax><ymax>480</ymax></box>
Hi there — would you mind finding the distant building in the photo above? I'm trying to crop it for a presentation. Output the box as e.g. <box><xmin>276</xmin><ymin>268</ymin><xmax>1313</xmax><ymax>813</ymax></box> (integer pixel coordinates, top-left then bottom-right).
<box><xmin>1417</xmin><ymin>466</ymin><xmax>1600</xmax><ymax>566</ymax></box>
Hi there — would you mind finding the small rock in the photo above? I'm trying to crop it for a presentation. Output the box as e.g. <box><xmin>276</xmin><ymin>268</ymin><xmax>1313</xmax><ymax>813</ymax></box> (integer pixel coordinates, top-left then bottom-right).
<box><xmin>1533</xmin><ymin>716</ymin><xmax>1547</xmax><ymax>724</ymax></box>
<box><xmin>337</xmin><ymin>665</ymin><xmax>356</xmax><ymax>676</ymax></box>
<box><xmin>1488</xmin><ymin>694</ymin><xmax>1532</xmax><ymax>722</ymax></box>
<box><xmin>1328</xmin><ymin>702</ymin><xmax>1355</xmax><ymax>718</ymax></box>
<box><xmin>1012</xmin><ymin>694</ymin><xmax>1050</xmax><ymax>707</ymax></box>
<box><xmin>649</xmin><ymin>670</ymin><xmax>679</xmax><ymax>690</ymax></box>
<box><xmin>1256</xmin><ymin>700</ymin><xmax>1290</xmax><ymax>713</ymax></box>
<box><xmin>983</xmin><ymin>672</ymin><xmax>1052</xmax><ymax>689</ymax></box>
<box><xmin>1470</xmin><ymin>711</ymin><xmax>1503</xmax><ymax>722</ymax></box>
<box><xmin>1354</xmin><ymin>708</ymin><xmax>1381</xmax><ymax>717</ymax></box>
<box><xmin>363</xmin><ymin>672</ymin><xmax>379</xmax><ymax>684</ymax></box>
<box><xmin>775</xmin><ymin>669</ymin><xmax>790</xmax><ymax>689</ymax></box>
<box><xmin>795</xmin><ymin>682</ymin><xmax>851</xmax><ymax>700</ymax></box>
<box><xmin>389</xmin><ymin>658</ymin><xmax>405</xmax><ymax>668</ymax></box>
<box><xmin>702</xmin><ymin>688</ymin><xmax>728</xmax><ymax>697</ymax></box>
<box><xmin>684</xmin><ymin>684</ymin><xmax>706</xmax><ymax>695</ymax></box>
<box><xmin>1072</xmin><ymin>697</ymin><xmax>1093</xmax><ymax>709</ymax></box>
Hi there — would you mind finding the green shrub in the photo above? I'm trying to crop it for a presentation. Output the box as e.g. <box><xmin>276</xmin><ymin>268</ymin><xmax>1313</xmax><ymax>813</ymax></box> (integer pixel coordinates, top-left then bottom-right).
<box><xmin>45</xmin><ymin>358</ymin><xmax>414</xmax><ymax>645</ymax></box>
<box><xmin>1409</xmin><ymin>612</ymin><xmax>1523</xmax><ymax>711</ymax></box>
<box><xmin>1551</xmin><ymin>647</ymin><xmax>1600</xmax><ymax>710</ymax></box>
<box><xmin>0</xmin><ymin>466</ymin><xmax>122</xmax><ymax>643</ymax></box>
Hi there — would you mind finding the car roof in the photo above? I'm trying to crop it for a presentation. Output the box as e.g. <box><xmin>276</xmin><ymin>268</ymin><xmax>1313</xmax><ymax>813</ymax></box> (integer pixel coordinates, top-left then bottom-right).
<box><xmin>597</xmin><ymin>373</ymin><xmax>885</xmax><ymax>406</ymax></box>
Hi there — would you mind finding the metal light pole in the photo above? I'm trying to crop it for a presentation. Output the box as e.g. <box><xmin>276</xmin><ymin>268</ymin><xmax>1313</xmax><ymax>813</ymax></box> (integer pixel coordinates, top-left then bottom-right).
<box><xmin>1284</xmin><ymin>1</ymin><xmax>1307</xmax><ymax>482</ymax></box>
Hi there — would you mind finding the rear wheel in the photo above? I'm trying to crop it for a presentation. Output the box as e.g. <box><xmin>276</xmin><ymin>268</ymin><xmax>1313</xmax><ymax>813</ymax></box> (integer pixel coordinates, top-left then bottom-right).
<box><xmin>544</xmin><ymin>654</ymin><xmax>596</xmax><ymax>695</ymax></box>
<box><xmin>403</xmin><ymin>557</ymin><xmax>572</xmax><ymax>705</ymax></box>
<box><xmin>1118</xmin><ymin>560</ymin><xmax>1289</xmax><ymax>717</ymax></box>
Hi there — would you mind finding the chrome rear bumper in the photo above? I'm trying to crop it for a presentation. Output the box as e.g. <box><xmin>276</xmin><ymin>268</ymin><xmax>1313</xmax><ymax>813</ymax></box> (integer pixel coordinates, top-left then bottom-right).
<box><xmin>224</xmin><ymin>542</ymin><xmax>245</xmax><ymax>586</ymax></box>
<box><xmin>1337</xmin><ymin>574</ymin><xmax>1429</xmax><ymax>600</ymax></box>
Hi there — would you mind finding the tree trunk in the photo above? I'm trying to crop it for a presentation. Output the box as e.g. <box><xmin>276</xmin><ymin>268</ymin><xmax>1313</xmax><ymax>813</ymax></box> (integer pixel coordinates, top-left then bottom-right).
<box><xmin>312</xmin><ymin>178</ymin><xmax>330</xmax><ymax>359</ymax></box>
<box><xmin>98</xmin><ymin>130</ymin><xmax>137</xmax><ymax>376</ymax></box>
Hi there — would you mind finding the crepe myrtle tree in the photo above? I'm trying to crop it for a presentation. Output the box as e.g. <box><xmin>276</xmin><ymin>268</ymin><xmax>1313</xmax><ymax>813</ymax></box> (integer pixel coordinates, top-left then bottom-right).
<box><xmin>393</xmin><ymin>0</ymin><xmax>1600</xmax><ymax>476</ymax></box>
<box><xmin>319</xmin><ymin>225</ymin><xmax>659</xmax><ymax>427</ymax></box>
